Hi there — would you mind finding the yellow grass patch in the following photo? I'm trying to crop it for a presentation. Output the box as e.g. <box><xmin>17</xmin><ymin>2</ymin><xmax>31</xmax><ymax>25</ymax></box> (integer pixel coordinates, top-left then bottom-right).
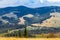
<box><xmin>0</xmin><ymin>37</ymin><xmax>60</xmax><ymax>40</ymax></box>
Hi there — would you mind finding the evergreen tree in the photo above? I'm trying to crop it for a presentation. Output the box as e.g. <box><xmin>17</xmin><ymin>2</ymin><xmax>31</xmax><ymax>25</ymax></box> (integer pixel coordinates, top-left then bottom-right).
<box><xmin>24</xmin><ymin>27</ymin><xmax>28</xmax><ymax>37</ymax></box>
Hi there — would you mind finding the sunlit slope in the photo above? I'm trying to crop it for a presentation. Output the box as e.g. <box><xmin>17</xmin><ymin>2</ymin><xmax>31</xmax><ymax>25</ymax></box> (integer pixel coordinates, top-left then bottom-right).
<box><xmin>32</xmin><ymin>12</ymin><xmax>60</xmax><ymax>27</ymax></box>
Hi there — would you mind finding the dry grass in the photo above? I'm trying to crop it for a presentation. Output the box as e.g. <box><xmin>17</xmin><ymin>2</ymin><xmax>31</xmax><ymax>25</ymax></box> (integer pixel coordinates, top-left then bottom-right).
<box><xmin>0</xmin><ymin>37</ymin><xmax>60</xmax><ymax>40</ymax></box>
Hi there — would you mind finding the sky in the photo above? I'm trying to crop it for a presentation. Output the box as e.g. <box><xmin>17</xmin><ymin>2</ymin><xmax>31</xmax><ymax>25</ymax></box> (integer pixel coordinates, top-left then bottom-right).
<box><xmin>0</xmin><ymin>0</ymin><xmax>60</xmax><ymax>8</ymax></box>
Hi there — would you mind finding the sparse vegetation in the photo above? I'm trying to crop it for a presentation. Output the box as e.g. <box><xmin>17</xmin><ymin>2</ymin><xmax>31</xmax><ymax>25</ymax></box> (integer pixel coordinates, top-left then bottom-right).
<box><xmin>0</xmin><ymin>27</ymin><xmax>60</xmax><ymax>38</ymax></box>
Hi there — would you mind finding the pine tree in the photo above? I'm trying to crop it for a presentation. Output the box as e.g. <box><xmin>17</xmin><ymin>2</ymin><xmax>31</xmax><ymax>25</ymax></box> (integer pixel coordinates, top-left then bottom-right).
<box><xmin>24</xmin><ymin>27</ymin><xmax>28</xmax><ymax>37</ymax></box>
<box><xmin>24</xmin><ymin>21</ymin><xmax>29</xmax><ymax>37</ymax></box>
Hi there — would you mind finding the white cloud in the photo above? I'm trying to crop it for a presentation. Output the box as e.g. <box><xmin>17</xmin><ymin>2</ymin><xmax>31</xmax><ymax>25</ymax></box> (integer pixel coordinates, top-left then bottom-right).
<box><xmin>0</xmin><ymin>0</ymin><xmax>17</xmax><ymax>7</ymax></box>
<box><xmin>0</xmin><ymin>0</ymin><xmax>60</xmax><ymax>8</ymax></box>
<box><xmin>0</xmin><ymin>0</ymin><xmax>28</xmax><ymax>8</ymax></box>
<box><xmin>40</xmin><ymin>0</ymin><xmax>44</xmax><ymax>3</ymax></box>
<box><xmin>0</xmin><ymin>0</ymin><xmax>49</xmax><ymax>8</ymax></box>
<box><xmin>47</xmin><ymin>0</ymin><xmax>60</xmax><ymax>2</ymax></box>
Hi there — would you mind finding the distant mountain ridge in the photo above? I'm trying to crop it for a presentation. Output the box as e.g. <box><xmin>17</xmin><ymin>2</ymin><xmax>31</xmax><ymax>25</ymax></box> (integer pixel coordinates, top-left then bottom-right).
<box><xmin>0</xmin><ymin>6</ymin><xmax>60</xmax><ymax>33</ymax></box>
<box><xmin>0</xmin><ymin>6</ymin><xmax>60</xmax><ymax>17</ymax></box>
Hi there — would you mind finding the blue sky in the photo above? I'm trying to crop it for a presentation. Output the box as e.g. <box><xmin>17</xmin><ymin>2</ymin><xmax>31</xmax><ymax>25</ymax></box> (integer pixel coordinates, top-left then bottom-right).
<box><xmin>0</xmin><ymin>0</ymin><xmax>60</xmax><ymax>8</ymax></box>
